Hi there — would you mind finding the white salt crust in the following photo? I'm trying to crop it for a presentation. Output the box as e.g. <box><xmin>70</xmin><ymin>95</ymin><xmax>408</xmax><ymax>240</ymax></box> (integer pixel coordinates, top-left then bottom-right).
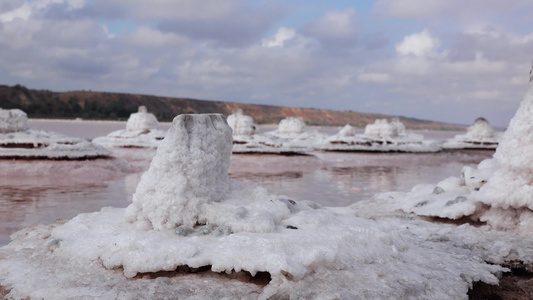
<box><xmin>0</xmin><ymin>108</ymin><xmax>110</xmax><ymax>159</ymax></box>
<box><xmin>376</xmin><ymin>67</ymin><xmax>533</xmax><ymax>233</ymax></box>
<box><xmin>4</xmin><ymin>68</ymin><xmax>533</xmax><ymax>298</ymax></box>
<box><xmin>93</xmin><ymin>106</ymin><xmax>166</xmax><ymax>149</ymax></box>
<box><xmin>0</xmin><ymin>113</ymin><xmax>514</xmax><ymax>299</ymax></box>
<box><xmin>227</xmin><ymin>111</ymin><xmax>306</xmax><ymax>155</ymax></box>
<box><xmin>316</xmin><ymin>119</ymin><xmax>440</xmax><ymax>153</ymax></box>
<box><xmin>442</xmin><ymin>117</ymin><xmax>503</xmax><ymax>150</ymax></box>
<box><xmin>0</xmin><ymin>108</ymin><xmax>27</xmax><ymax>133</ymax></box>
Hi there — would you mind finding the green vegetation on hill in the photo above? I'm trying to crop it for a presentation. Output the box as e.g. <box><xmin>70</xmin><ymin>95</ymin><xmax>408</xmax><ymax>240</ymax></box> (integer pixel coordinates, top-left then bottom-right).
<box><xmin>0</xmin><ymin>84</ymin><xmax>465</xmax><ymax>130</ymax></box>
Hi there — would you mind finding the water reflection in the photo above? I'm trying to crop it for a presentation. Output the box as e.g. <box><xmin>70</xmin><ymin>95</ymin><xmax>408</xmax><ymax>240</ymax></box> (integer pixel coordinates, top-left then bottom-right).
<box><xmin>229</xmin><ymin>151</ymin><xmax>494</xmax><ymax>207</ymax></box>
<box><xmin>0</xmin><ymin>179</ymin><xmax>133</xmax><ymax>246</ymax></box>
<box><xmin>0</xmin><ymin>142</ymin><xmax>494</xmax><ymax>246</ymax></box>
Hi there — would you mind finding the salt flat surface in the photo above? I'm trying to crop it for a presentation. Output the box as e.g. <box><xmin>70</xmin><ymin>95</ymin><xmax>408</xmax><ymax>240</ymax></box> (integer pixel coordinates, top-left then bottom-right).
<box><xmin>0</xmin><ymin>114</ymin><xmax>505</xmax><ymax>299</ymax></box>
<box><xmin>27</xmin><ymin>119</ymin><xmax>173</xmax><ymax>140</ymax></box>
<box><xmin>0</xmin><ymin>120</ymin><xmax>490</xmax><ymax>246</ymax></box>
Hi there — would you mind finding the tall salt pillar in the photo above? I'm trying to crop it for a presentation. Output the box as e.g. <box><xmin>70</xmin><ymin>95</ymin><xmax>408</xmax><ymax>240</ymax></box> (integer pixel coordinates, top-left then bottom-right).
<box><xmin>476</xmin><ymin>63</ymin><xmax>533</xmax><ymax>210</ymax></box>
<box><xmin>125</xmin><ymin>114</ymin><xmax>233</xmax><ymax>230</ymax></box>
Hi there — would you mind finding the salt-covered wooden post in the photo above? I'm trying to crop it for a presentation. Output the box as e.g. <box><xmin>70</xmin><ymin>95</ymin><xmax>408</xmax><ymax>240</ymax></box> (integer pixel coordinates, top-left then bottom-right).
<box><xmin>125</xmin><ymin>114</ymin><xmax>233</xmax><ymax>230</ymax></box>
<box><xmin>0</xmin><ymin>108</ymin><xmax>28</xmax><ymax>133</ymax></box>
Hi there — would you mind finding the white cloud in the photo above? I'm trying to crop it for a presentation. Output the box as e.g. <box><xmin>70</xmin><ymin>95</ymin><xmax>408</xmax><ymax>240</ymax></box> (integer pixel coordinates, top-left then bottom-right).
<box><xmin>127</xmin><ymin>26</ymin><xmax>189</xmax><ymax>49</ymax></box>
<box><xmin>443</xmin><ymin>52</ymin><xmax>506</xmax><ymax>74</ymax></box>
<box><xmin>396</xmin><ymin>29</ymin><xmax>441</xmax><ymax>57</ymax></box>
<box><xmin>468</xmin><ymin>90</ymin><xmax>501</xmax><ymax>100</ymax></box>
<box><xmin>375</xmin><ymin>0</ymin><xmax>451</xmax><ymax>18</ymax></box>
<box><xmin>510</xmin><ymin>76</ymin><xmax>526</xmax><ymax>86</ymax></box>
<box><xmin>0</xmin><ymin>2</ymin><xmax>31</xmax><ymax>22</ymax></box>
<box><xmin>0</xmin><ymin>0</ymin><xmax>85</xmax><ymax>22</ymax></box>
<box><xmin>306</xmin><ymin>8</ymin><xmax>357</xmax><ymax>41</ymax></box>
<box><xmin>357</xmin><ymin>72</ymin><xmax>391</xmax><ymax>83</ymax></box>
<box><xmin>393</xmin><ymin>57</ymin><xmax>434</xmax><ymax>75</ymax></box>
<box><xmin>375</xmin><ymin>0</ymin><xmax>533</xmax><ymax>19</ymax></box>
<box><xmin>106</xmin><ymin>0</ymin><xmax>235</xmax><ymax>21</ymax></box>
<box><xmin>262</xmin><ymin>27</ymin><xmax>295</xmax><ymax>48</ymax></box>
<box><xmin>0</xmin><ymin>0</ymin><xmax>530</xmax><ymax>129</ymax></box>
<box><xmin>509</xmin><ymin>32</ymin><xmax>533</xmax><ymax>45</ymax></box>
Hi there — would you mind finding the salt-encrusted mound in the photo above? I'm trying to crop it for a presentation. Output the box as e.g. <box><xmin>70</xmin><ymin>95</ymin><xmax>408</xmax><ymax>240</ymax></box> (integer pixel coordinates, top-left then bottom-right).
<box><xmin>263</xmin><ymin>117</ymin><xmax>327</xmax><ymax>151</ymax></box>
<box><xmin>93</xmin><ymin>106</ymin><xmax>166</xmax><ymax>148</ymax></box>
<box><xmin>317</xmin><ymin>119</ymin><xmax>440</xmax><ymax>153</ymax></box>
<box><xmin>0</xmin><ymin>113</ymin><xmax>505</xmax><ymax>299</ymax></box>
<box><xmin>227</xmin><ymin>109</ymin><xmax>256</xmax><ymax>136</ymax></box>
<box><xmin>0</xmin><ymin>108</ymin><xmax>110</xmax><ymax>160</ymax></box>
<box><xmin>385</xmin><ymin>63</ymin><xmax>533</xmax><ymax>233</ymax></box>
<box><xmin>0</xmin><ymin>108</ymin><xmax>28</xmax><ymax>133</ymax></box>
<box><xmin>364</xmin><ymin>118</ymin><xmax>406</xmax><ymax>138</ymax></box>
<box><xmin>277</xmin><ymin>117</ymin><xmax>306</xmax><ymax>134</ymax></box>
<box><xmin>337</xmin><ymin>124</ymin><xmax>357</xmax><ymax>137</ymax></box>
<box><xmin>442</xmin><ymin>118</ymin><xmax>503</xmax><ymax>150</ymax></box>
<box><xmin>227</xmin><ymin>111</ymin><xmax>305</xmax><ymax>155</ymax></box>
<box><xmin>125</xmin><ymin>106</ymin><xmax>159</xmax><ymax>131</ymax></box>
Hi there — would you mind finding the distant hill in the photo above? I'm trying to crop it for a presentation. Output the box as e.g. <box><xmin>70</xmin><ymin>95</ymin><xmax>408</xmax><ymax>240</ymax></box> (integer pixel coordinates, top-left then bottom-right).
<box><xmin>0</xmin><ymin>84</ymin><xmax>465</xmax><ymax>130</ymax></box>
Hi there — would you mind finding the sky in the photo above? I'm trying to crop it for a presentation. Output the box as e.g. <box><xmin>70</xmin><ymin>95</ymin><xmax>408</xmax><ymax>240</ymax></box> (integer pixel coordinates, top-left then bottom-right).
<box><xmin>1</xmin><ymin>0</ymin><xmax>533</xmax><ymax>128</ymax></box>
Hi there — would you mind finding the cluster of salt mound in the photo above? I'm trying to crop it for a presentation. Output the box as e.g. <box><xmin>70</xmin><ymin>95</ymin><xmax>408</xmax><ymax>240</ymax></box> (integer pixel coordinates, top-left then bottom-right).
<box><xmin>227</xmin><ymin>110</ymin><xmax>305</xmax><ymax>155</ymax></box>
<box><xmin>93</xmin><ymin>106</ymin><xmax>166</xmax><ymax>149</ymax></box>
<box><xmin>0</xmin><ymin>108</ymin><xmax>110</xmax><ymax>160</ymax></box>
<box><xmin>442</xmin><ymin>117</ymin><xmax>503</xmax><ymax>150</ymax></box>
<box><xmin>263</xmin><ymin>116</ymin><xmax>328</xmax><ymax>151</ymax></box>
<box><xmin>0</xmin><ymin>113</ymin><xmax>508</xmax><ymax>299</ymax></box>
<box><xmin>318</xmin><ymin>118</ymin><xmax>439</xmax><ymax>153</ymax></box>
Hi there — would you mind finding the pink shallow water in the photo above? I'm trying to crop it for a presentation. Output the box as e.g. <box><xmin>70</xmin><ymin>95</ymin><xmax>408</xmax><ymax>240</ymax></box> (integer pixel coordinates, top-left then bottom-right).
<box><xmin>0</xmin><ymin>121</ymin><xmax>493</xmax><ymax>245</ymax></box>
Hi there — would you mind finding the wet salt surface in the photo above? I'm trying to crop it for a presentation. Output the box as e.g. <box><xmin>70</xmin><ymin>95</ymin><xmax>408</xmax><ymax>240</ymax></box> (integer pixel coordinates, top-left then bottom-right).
<box><xmin>0</xmin><ymin>121</ymin><xmax>492</xmax><ymax>246</ymax></box>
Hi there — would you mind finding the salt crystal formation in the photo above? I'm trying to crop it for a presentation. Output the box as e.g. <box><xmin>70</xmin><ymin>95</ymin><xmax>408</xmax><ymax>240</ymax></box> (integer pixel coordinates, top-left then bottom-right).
<box><xmin>277</xmin><ymin>117</ymin><xmax>306</xmax><ymax>134</ymax></box>
<box><xmin>227</xmin><ymin>109</ymin><xmax>256</xmax><ymax>136</ymax></box>
<box><xmin>336</xmin><ymin>124</ymin><xmax>357</xmax><ymax>137</ymax></box>
<box><xmin>125</xmin><ymin>106</ymin><xmax>159</xmax><ymax>131</ymax></box>
<box><xmin>391</xmin><ymin>63</ymin><xmax>533</xmax><ymax>232</ymax></box>
<box><xmin>364</xmin><ymin>118</ymin><xmax>406</xmax><ymax>138</ymax></box>
<box><xmin>0</xmin><ymin>108</ymin><xmax>110</xmax><ymax>159</ymax></box>
<box><xmin>126</xmin><ymin>114</ymin><xmax>233</xmax><ymax>230</ymax></box>
<box><xmin>442</xmin><ymin>117</ymin><xmax>502</xmax><ymax>150</ymax></box>
<box><xmin>0</xmin><ymin>113</ymin><xmax>508</xmax><ymax>299</ymax></box>
<box><xmin>0</xmin><ymin>108</ymin><xmax>28</xmax><ymax>133</ymax></box>
<box><xmin>317</xmin><ymin>119</ymin><xmax>439</xmax><ymax>153</ymax></box>
<box><xmin>93</xmin><ymin>106</ymin><xmax>166</xmax><ymax>148</ymax></box>
<box><xmin>474</xmin><ymin>72</ymin><xmax>533</xmax><ymax>229</ymax></box>
<box><xmin>227</xmin><ymin>110</ymin><xmax>301</xmax><ymax>155</ymax></box>
<box><xmin>264</xmin><ymin>117</ymin><xmax>327</xmax><ymax>151</ymax></box>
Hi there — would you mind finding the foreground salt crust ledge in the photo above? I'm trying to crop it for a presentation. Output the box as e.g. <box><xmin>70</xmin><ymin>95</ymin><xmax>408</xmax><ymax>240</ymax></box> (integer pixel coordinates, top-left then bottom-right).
<box><xmin>355</xmin><ymin>66</ymin><xmax>533</xmax><ymax>276</ymax></box>
<box><xmin>389</xmin><ymin>68</ymin><xmax>533</xmax><ymax>230</ymax></box>
<box><xmin>0</xmin><ymin>114</ymin><xmax>504</xmax><ymax>299</ymax></box>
